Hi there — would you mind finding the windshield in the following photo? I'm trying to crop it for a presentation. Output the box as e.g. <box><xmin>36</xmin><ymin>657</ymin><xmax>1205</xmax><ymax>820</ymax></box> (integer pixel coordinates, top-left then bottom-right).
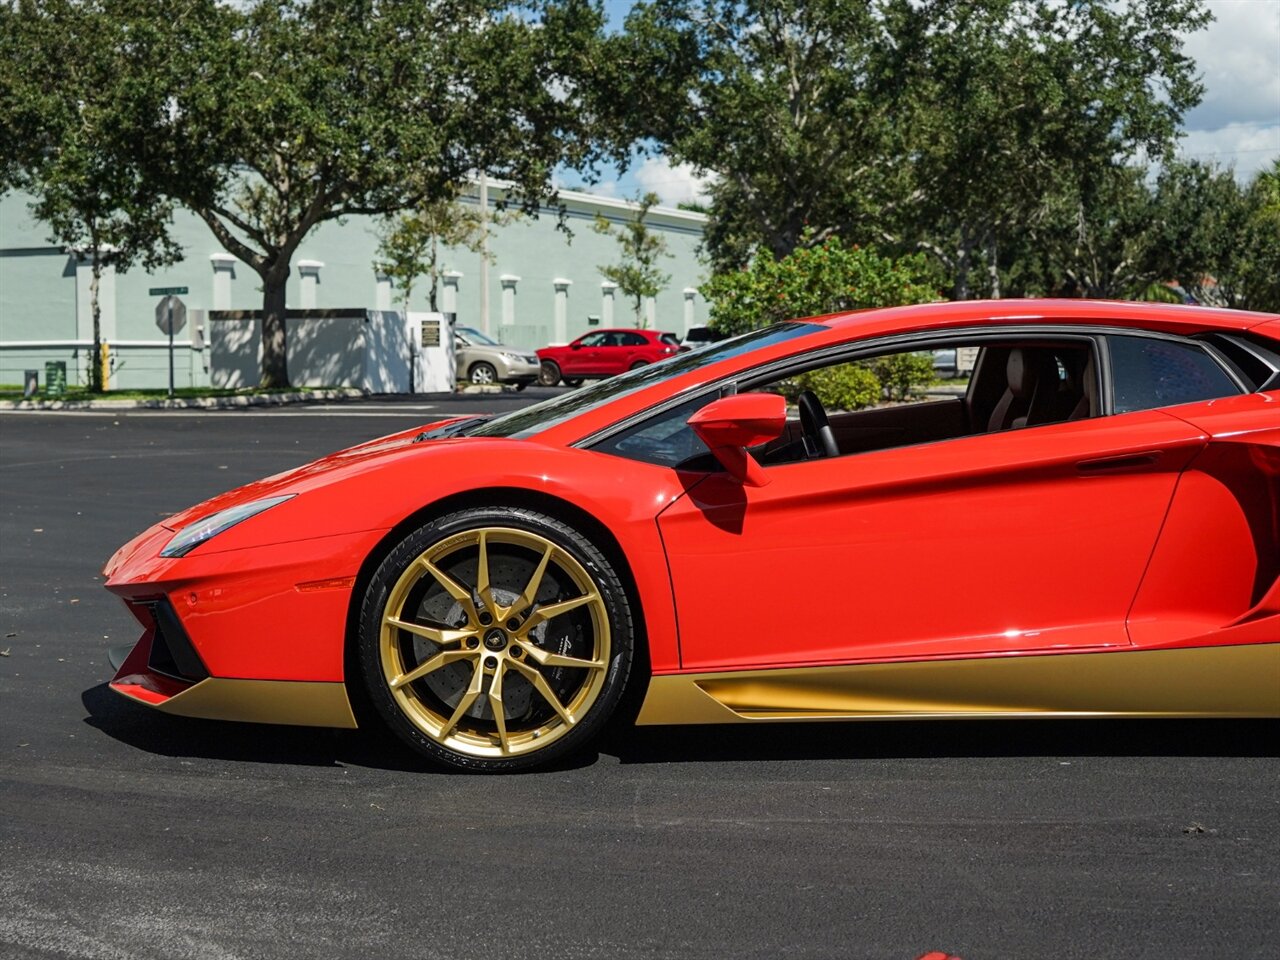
<box><xmin>467</xmin><ymin>322</ymin><xmax>823</xmax><ymax>440</ymax></box>
<box><xmin>457</xmin><ymin>326</ymin><xmax>501</xmax><ymax>346</ymax></box>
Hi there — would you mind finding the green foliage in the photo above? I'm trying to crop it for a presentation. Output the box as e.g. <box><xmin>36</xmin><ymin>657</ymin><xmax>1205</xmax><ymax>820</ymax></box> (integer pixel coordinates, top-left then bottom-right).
<box><xmin>702</xmin><ymin>233</ymin><xmax>937</xmax><ymax>336</ymax></box>
<box><xmin>869</xmin><ymin>353</ymin><xmax>935</xmax><ymax>402</ymax></box>
<box><xmin>0</xmin><ymin>0</ymin><xmax>190</xmax><ymax>391</ymax></box>
<box><xmin>793</xmin><ymin>364</ymin><xmax>881</xmax><ymax>412</ymax></box>
<box><xmin>376</xmin><ymin>188</ymin><xmax>509</xmax><ymax>312</ymax></box>
<box><xmin>593</xmin><ymin>192</ymin><xmax>672</xmax><ymax>327</ymax></box>
<box><xmin>622</xmin><ymin>0</ymin><xmax>1211</xmax><ymax>298</ymax></box>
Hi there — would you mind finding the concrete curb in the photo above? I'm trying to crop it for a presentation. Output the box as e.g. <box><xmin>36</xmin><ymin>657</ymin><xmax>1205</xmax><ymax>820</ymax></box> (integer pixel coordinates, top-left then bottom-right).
<box><xmin>1</xmin><ymin>388</ymin><xmax>367</xmax><ymax>412</ymax></box>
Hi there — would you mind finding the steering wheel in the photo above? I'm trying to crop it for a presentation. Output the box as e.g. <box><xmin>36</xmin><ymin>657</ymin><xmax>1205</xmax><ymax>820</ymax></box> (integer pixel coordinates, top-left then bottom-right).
<box><xmin>797</xmin><ymin>390</ymin><xmax>839</xmax><ymax>459</ymax></box>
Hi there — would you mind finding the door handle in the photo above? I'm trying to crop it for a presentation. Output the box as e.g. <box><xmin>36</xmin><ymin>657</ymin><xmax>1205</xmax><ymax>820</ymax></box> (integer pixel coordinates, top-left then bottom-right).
<box><xmin>1076</xmin><ymin>451</ymin><xmax>1163</xmax><ymax>474</ymax></box>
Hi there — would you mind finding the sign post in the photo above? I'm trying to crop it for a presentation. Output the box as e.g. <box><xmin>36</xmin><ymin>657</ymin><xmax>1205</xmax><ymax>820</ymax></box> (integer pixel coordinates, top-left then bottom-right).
<box><xmin>150</xmin><ymin>287</ymin><xmax>189</xmax><ymax>399</ymax></box>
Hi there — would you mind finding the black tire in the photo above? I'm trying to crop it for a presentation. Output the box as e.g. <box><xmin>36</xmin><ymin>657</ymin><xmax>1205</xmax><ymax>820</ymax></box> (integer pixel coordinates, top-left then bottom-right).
<box><xmin>564</xmin><ymin>378</ymin><xmax>583</xmax><ymax>387</ymax></box>
<box><xmin>468</xmin><ymin>362</ymin><xmax>498</xmax><ymax>385</ymax></box>
<box><xmin>538</xmin><ymin>361</ymin><xmax>561</xmax><ymax>386</ymax></box>
<box><xmin>357</xmin><ymin>507</ymin><xmax>634</xmax><ymax>772</ymax></box>
<box><xmin>629</xmin><ymin>360</ymin><xmax>650</xmax><ymax>371</ymax></box>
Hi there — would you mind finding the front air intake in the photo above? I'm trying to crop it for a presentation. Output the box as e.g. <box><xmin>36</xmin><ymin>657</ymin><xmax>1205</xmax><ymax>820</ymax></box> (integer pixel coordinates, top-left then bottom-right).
<box><xmin>145</xmin><ymin>598</ymin><xmax>209</xmax><ymax>683</ymax></box>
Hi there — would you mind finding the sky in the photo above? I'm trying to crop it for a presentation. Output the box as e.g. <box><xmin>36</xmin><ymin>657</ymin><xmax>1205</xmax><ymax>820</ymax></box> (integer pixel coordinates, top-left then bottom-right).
<box><xmin>570</xmin><ymin>0</ymin><xmax>1280</xmax><ymax>208</ymax></box>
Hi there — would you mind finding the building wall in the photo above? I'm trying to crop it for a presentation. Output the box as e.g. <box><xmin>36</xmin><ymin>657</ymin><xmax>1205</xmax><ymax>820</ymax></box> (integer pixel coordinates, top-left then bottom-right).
<box><xmin>0</xmin><ymin>184</ymin><xmax>709</xmax><ymax>389</ymax></box>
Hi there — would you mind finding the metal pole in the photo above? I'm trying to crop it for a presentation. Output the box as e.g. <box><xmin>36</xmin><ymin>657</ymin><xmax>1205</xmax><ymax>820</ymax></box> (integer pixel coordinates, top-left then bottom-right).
<box><xmin>167</xmin><ymin>299</ymin><xmax>175</xmax><ymax>399</ymax></box>
<box><xmin>479</xmin><ymin>173</ymin><xmax>490</xmax><ymax>337</ymax></box>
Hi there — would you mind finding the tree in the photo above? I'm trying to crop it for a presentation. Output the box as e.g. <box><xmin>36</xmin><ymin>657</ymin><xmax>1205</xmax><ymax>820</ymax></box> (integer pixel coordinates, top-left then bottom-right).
<box><xmin>701</xmin><ymin>231</ymin><xmax>938</xmax><ymax>336</ymax></box>
<box><xmin>375</xmin><ymin>187</ymin><xmax>505</xmax><ymax>314</ymax></box>
<box><xmin>0</xmin><ymin>0</ymin><xmax>185</xmax><ymax>391</ymax></box>
<box><xmin>593</xmin><ymin>192</ymin><xmax>672</xmax><ymax>326</ymax></box>
<box><xmin>142</xmin><ymin>0</ymin><xmax>614</xmax><ymax>388</ymax></box>
<box><xmin>621</xmin><ymin>1</ymin><xmax>1210</xmax><ymax>298</ymax></box>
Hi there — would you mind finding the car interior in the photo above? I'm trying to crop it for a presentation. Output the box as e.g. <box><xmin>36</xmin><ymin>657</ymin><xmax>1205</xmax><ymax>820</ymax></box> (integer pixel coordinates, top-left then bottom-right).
<box><xmin>756</xmin><ymin>340</ymin><xmax>1099</xmax><ymax>465</ymax></box>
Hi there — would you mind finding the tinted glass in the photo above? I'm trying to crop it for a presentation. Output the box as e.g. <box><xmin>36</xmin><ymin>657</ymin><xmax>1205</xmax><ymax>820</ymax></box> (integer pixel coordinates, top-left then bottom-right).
<box><xmin>591</xmin><ymin>393</ymin><xmax>714</xmax><ymax>467</ymax></box>
<box><xmin>457</xmin><ymin>326</ymin><xmax>500</xmax><ymax>346</ymax></box>
<box><xmin>467</xmin><ymin>322</ymin><xmax>823</xmax><ymax>440</ymax></box>
<box><xmin>622</xmin><ymin>332</ymin><xmax>647</xmax><ymax>346</ymax></box>
<box><xmin>578</xmin><ymin>332</ymin><xmax>607</xmax><ymax>347</ymax></box>
<box><xmin>1109</xmin><ymin>336</ymin><xmax>1241</xmax><ymax>413</ymax></box>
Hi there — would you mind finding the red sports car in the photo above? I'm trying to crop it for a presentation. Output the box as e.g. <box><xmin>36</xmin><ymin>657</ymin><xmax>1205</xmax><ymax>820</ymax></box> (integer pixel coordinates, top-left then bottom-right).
<box><xmin>537</xmin><ymin>327</ymin><xmax>681</xmax><ymax>386</ymax></box>
<box><xmin>104</xmin><ymin>300</ymin><xmax>1280</xmax><ymax>771</ymax></box>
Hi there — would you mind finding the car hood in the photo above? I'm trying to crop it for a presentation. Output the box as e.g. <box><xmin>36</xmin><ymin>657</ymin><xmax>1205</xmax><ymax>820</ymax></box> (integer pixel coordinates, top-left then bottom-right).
<box><xmin>159</xmin><ymin>419</ymin><xmax>474</xmax><ymax>531</ymax></box>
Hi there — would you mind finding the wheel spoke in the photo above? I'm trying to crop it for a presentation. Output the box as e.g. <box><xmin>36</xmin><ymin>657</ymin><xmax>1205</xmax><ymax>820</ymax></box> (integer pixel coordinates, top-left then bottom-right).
<box><xmin>508</xmin><ymin>657</ymin><xmax>574</xmax><ymax>726</ymax></box>
<box><xmin>511</xmin><ymin>543</ymin><xmax>555</xmax><ymax>617</ymax></box>
<box><xmin>438</xmin><ymin>659</ymin><xmax>485</xmax><ymax>739</ymax></box>
<box><xmin>385</xmin><ymin>616</ymin><xmax>473</xmax><ymax>647</ymax></box>
<box><xmin>523</xmin><ymin>592</ymin><xmax>598</xmax><ymax>630</ymax></box>
<box><xmin>389</xmin><ymin>648</ymin><xmax>474</xmax><ymax>690</ymax></box>
<box><xmin>420</xmin><ymin>557</ymin><xmax>477</xmax><ymax>619</ymax></box>
<box><xmin>515</xmin><ymin>640</ymin><xmax>604</xmax><ymax>671</ymax></box>
<box><xmin>476</xmin><ymin>530</ymin><xmax>498</xmax><ymax>617</ymax></box>
<box><xmin>488</xmin><ymin>660</ymin><xmax>510</xmax><ymax>754</ymax></box>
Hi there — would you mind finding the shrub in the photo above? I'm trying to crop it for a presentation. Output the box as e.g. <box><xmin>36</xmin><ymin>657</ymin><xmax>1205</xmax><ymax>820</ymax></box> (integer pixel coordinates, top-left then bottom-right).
<box><xmin>794</xmin><ymin>363</ymin><xmax>881</xmax><ymax>411</ymax></box>
<box><xmin>869</xmin><ymin>352</ymin><xmax>936</xmax><ymax>401</ymax></box>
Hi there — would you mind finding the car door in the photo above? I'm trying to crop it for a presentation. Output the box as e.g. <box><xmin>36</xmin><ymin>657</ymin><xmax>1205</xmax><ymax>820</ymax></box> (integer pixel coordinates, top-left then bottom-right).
<box><xmin>563</xmin><ymin>332</ymin><xmax>605</xmax><ymax>375</ymax></box>
<box><xmin>657</xmin><ymin>400</ymin><xmax>1208</xmax><ymax>672</ymax></box>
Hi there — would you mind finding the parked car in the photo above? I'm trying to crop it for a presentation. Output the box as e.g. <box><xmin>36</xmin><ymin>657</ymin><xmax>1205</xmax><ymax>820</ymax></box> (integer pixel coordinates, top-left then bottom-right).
<box><xmin>101</xmin><ymin>300</ymin><xmax>1280</xmax><ymax>772</ymax></box>
<box><xmin>455</xmin><ymin>326</ymin><xmax>540</xmax><ymax>389</ymax></box>
<box><xmin>537</xmin><ymin>328</ymin><xmax>681</xmax><ymax>386</ymax></box>
<box><xmin>681</xmin><ymin>325</ymin><xmax>727</xmax><ymax>350</ymax></box>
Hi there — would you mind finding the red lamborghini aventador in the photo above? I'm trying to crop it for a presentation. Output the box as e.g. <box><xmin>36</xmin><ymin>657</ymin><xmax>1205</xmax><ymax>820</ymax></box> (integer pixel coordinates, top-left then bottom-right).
<box><xmin>103</xmin><ymin>300</ymin><xmax>1280</xmax><ymax>771</ymax></box>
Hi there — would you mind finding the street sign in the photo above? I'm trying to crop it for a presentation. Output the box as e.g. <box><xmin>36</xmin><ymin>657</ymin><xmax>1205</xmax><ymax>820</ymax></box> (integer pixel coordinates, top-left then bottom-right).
<box><xmin>148</xmin><ymin>286</ymin><xmax>189</xmax><ymax>296</ymax></box>
<box><xmin>155</xmin><ymin>295</ymin><xmax>187</xmax><ymax>336</ymax></box>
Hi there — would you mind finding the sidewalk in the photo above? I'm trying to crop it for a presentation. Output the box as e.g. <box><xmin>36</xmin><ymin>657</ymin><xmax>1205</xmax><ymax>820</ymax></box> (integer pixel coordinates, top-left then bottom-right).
<box><xmin>1</xmin><ymin>387</ymin><xmax>366</xmax><ymax>412</ymax></box>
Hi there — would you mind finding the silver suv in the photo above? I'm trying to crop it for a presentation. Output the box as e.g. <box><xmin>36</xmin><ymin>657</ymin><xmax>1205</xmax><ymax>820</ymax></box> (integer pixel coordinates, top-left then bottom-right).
<box><xmin>455</xmin><ymin>326</ymin><xmax>540</xmax><ymax>389</ymax></box>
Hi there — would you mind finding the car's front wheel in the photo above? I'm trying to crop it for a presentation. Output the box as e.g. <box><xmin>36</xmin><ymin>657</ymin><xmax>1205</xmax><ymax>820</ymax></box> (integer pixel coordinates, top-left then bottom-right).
<box><xmin>538</xmin><ymin>361</ymin><xmax>561</xmax><ymax>386</ymax></box>
<box><xmin>468</xmin><ymin>362</ymin><xmax>498</xmax><ymax>385</ymax></box>
<box><xmin>357</xmin><ymin>508</ymin><xmax>634</xmax><ymax>772</ymax></box>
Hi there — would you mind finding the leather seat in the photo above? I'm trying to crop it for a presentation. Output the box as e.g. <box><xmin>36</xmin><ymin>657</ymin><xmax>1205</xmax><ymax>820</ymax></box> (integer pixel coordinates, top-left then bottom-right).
<box><xmin>987</xmin><ymin>348</ymin><xmax>1053</xmax><ymax>431</ymax></box>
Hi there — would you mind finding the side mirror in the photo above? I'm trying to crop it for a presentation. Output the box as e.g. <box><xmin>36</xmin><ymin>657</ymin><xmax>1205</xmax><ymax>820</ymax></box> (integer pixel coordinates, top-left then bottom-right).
<box><xmin>570</xmin><ymin>341</ymin><xmax>583</xmax><ymax>350</ymax></box>
<box><xmin>687</xmin><ymin>393</ymin><xmax>786</xmax><ymax>487</ymax></box>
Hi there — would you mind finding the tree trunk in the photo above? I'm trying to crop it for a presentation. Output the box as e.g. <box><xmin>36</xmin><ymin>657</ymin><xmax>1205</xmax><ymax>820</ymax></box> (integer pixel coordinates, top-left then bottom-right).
<box><xmin>986</xmin><ymin>231</ymin><xmax>1001</xmax><ymax>299</ymax></box>
<box><xmin>260</xmin><ymin>269</ymin><xmax>290</xmax><ymax>389</ymax></box>
<box><xmin>89</xmin><ymin>255</ymin><xmax>103</xmax><ymax>393</ymax></box>
<box><xmin>633</xmin><ymin>293</ymin><xmax>644</xmax><ymax>328</ymax></box>
<box><xmin>953</xmin><ymin>228</ymin><xmax>974</xmax><ymax>301</ymax></box>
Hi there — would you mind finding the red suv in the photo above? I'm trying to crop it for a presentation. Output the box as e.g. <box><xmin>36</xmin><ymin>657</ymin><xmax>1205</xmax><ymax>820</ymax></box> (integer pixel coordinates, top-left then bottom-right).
<box><xmin>537</xmin><ymin>328</ymin><xmax>682</xmax><ymax>386</ymax></box>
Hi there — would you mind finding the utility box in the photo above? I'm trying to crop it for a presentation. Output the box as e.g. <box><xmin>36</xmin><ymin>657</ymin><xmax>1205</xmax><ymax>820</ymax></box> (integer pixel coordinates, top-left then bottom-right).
<box><xmin>44</xmin><ymin>361</ymin><xmax>66</xmax><ymax>397</ymax></box>
<box><xmin>209</xmin><ymin>309</ymin><xmax>446</xmax><ymax>393</ymax></box>
<box><xmin>406</xmin><ymin>312</ymin><xmax>456</xmax><ymax>393</ymax></box>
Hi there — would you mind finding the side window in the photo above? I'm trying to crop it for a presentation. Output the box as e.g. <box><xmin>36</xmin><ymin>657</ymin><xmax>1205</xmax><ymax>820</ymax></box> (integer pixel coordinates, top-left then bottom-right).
<box><xmin>590</xmin><ymin>393</ymin><xmax>714</xmax><ymax>468</ymax></box>
<box><xmin>578</xmin><ymin>332</ymin><xmax>607</xmax><ymax>347</ymax></box>
<box><xmin>621</xmin><ymin>332</ymin><xmax>648</xmax><ymax>346</ymax></box>
<box><xmin>1109</xmin><ymin>336</ymin><xmax>1242</xmax><ymax>413</ymax></box>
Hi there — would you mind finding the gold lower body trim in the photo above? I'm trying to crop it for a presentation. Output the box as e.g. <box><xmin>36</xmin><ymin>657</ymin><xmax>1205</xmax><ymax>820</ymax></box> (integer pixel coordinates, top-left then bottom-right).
<box><xmin>113</xmin><ymin>677</ymin><xmax>359</xmax><ymax>729</ymax></box>
<box><xmin>636</xmin><ymin>644</ymin><xmax>1280</xmax><ymax>725</ymax></box>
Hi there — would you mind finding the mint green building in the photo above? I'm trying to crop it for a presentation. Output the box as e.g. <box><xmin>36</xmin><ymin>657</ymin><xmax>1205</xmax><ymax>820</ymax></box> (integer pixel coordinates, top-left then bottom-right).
<box><xmin>0</xmin><ymin>183</ymin><xmax>709</xmax><ymax>389</ymax></box>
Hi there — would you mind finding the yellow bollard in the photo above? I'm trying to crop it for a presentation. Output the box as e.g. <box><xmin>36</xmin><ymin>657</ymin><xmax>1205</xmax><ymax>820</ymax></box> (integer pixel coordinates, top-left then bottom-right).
<box><xmin>100</xmin><ymin>342</ymin><xmax>110</xmax><ymax>391</ymax></box>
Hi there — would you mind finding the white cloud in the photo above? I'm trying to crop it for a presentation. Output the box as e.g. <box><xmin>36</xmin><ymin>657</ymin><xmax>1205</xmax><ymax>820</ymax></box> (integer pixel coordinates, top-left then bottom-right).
<box><xmin>1179</xmin><ymin>0</ymin><xmax>1280</xmax><ymax>177</ymax></box>
<box><xmin>632</xmin><ymin>156</ymin><xmax>715</xmax><ymax>207</ymax></box>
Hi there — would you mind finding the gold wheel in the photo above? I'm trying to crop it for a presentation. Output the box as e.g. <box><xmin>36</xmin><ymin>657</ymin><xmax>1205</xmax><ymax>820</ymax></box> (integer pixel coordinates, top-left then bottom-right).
<box><xmin>377</xmin><ymin>527</ymin><xmax>611</xmax><ymax>760</ymax></box>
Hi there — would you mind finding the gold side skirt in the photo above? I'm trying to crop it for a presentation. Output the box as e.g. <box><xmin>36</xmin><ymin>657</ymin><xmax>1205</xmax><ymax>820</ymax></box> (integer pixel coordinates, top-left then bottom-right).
<box><xmin>115</xmin><ymin>677</ymin><xmax>359</xmax><ymax>729</ymax></box>
<box><xmin>636</xmin><ymin>644</ymin><xmax>1280</xmax><ymax>725</ymax></box>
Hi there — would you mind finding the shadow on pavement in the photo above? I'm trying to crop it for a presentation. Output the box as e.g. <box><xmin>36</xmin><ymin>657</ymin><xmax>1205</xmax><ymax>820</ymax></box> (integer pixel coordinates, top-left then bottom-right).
<box><xmin>604</xmin><ymin>717</ymin><xmax>1280</xmax><ymax>765</ymax></box>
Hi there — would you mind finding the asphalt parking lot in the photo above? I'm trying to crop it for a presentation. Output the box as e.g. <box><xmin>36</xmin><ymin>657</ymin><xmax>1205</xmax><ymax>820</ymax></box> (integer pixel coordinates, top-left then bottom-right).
<box><xmin>2</xmin><ymin>393</ymin><xmax>1277</xmax><ymax>960</ymax></box>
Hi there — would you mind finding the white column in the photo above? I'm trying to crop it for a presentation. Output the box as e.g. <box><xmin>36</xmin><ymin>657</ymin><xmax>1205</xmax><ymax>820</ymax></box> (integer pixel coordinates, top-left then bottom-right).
<box><xmin>74</xmin><ymin>256</ymin><xmax>117</xmax><ymax>341</ymax></box>
<box><xmin>552</xmin><ymin>278</ymin><xmax>572</xmax><ymax>343</ymax></box>
<box><xmin>600</xmin><ymin>281</ymin><xmax>617</xmax><ymax>327</ymax></box>
<box><xmin>644</xmin><ymin>296</ymin><xmax>656</xmax><ymax>329</ymax></box>
<box><xmin>210</xmin><ymin>253</ymin><xmax>237</xmax><ymax>310</ymax></box>
<box><xmin>683</xmin><ymin>287</ymin><xmax>698</xmax><ymax>331</ymax></box>
<box><xmin>442</xmin><ymin>271</ymin><xmax>463</xmax><ymax>318</ymax></box>
<box><xmin>298</xmin><ymin>259</ymin><xmax>324</xmax><ymax>309</ymax></box>
<box><xmin>500</xmin><ymin>274</ymin><xmax>520</xmax><ymax>329</ymax></box>
<box><xmin>374</xmin><ymin>271</ymin><xmax>392</xmax><ymax>311</ymax></box>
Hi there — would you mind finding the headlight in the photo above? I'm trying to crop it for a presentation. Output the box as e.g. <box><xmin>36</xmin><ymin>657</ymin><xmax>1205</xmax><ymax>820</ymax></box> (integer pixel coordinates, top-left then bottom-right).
<box><xmin>160</xmin><ymin>495</ymin><xmax>295</xmax><ymax>558</ymax></box>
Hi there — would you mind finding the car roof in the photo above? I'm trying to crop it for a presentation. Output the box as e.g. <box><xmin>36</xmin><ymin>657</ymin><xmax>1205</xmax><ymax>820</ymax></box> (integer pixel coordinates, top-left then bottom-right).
<box><xmin>811</xmin><ymin>298</ymin><xmax>1277</xmax><ymax>337</ymax></box>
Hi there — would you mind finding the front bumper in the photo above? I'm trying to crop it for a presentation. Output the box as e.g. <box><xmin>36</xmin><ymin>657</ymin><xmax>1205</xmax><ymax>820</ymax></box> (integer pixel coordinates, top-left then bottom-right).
<box><xmin>103</xmin><ymin>522</ymin><xmax>375</xmax><ymax>728</ymax></box>
<box><xmin>495</xmin><ymin>354</ymin><xmax>540</xmax><ymax>383</ymax></box>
